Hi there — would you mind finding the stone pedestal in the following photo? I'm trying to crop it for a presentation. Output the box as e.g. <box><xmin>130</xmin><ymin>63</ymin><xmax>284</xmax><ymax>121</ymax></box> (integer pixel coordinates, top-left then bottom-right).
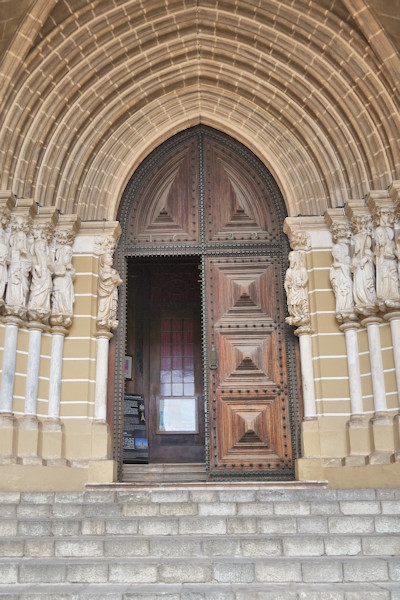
<box><xmin>300</xmin><ymin>418</ymin><xmax>320</xmax><ymax>457</ymax></box>
<box><xmin>91</xmin><ymin>419</ymin><xmax>111</xmax><ymax>460</ymax></box>
<box><xmin>393</xmin><ymin>413</ymin><xmax>400</xmax><ymax>462</ymax></box>
<box><xmin>17</xmin><ymin>415</ymin><xmax>43</xmax><ymax>465</ymax></box>
<box><xmin>367</xmin><ymin>412</ymin><xmax>395</xmax><ymax>465</ymax></box>
<box><xmin>344</xmin><ymin>415</ymin><xmax>370</xmax><ymax>466</ymax></box>
<box><xmin>0</xmin><ymin>413</ymin><xmax>17</xmax><ymax>463</ymax></box>
<box><xmin>40</xmin><ymin>418</ymin><xmax>66</xmax><ymax>466</ymax></box>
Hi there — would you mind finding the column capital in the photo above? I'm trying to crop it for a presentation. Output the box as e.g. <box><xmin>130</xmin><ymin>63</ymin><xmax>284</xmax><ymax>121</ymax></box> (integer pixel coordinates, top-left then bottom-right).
<box><xmin>360</xmin><ymin>315</ymin><xmax>383</xmax><ymax>327</ymax></box>
<box><xmin>339</xmin><ymin>321</ymin><xmax>361</xmax><ymax>333</ymax></box>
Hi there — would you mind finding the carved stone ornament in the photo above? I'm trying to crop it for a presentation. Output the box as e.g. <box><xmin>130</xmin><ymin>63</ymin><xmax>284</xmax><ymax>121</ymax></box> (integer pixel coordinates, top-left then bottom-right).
<box><xmin>4</xmin><ymin>215</ymin><xmax>32</xmax><ymax>320</ymax></box>
<box><xmin>351</xmin><ymin>231</ymin><xmax>377</xmax><ymax>316</ymax></box>
<box><xmin>288</xmin><ymin>230</ymin><xmax>310</xmax><ymax>251</ymax></box>
<box><xmin>27</xmin><ymin>223</ymin><xmax>54</xmax><ymax>324</ymax></box>
<box><xmin>0</xmin><ymin>226</ymin><xmax>8</xmax><ymax>312</ymax></box>
<box><xmin>373</xmin><ymin>206</ymin><xmax>400</xmax><ymax>312</ymax></box>
<box><xmin>330</xmin><ymin>221</ymin><xmax>352</xmax><ymax>244</ymax></box>
<box><xmin>330</xmin><ymin>241</ymin><xmax>357</xmax><ymax>323</ymax></box>
<box><xmin>96</xmin><ymin>237</ymin><xmax>122</xmax><ymax>333</ymax></box>
<box><xmin>284</xmin><ymin>250</ymin><xmax>310</xmax><ymax>328</ymax></box>
<box><xmin>50</xmin><ymin>229</ymin><xmax>76</xmax><ymax>329</ymax></box>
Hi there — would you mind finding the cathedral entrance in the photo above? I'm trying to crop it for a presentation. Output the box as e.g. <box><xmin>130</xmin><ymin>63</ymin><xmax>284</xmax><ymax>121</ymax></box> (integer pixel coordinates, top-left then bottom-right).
<box><xmin>114</xmin><ymin>126</ymin><xmax>301</xmax><ymax>481</ymax></box>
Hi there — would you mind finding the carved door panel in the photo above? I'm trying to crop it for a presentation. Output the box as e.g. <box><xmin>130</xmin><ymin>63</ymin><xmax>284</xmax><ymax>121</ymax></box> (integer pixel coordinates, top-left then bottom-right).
<box><xmin>206</xmin><ymin>255</ymin><xmax>293</xmax><ymax>475</ymax></box>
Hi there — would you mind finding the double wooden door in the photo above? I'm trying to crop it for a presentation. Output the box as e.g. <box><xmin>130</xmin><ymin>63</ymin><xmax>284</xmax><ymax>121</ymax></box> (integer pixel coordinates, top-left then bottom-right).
<box><xmin>119</xmin><ymin>126</ymin><xmax>300</xmax><ymax>479</ymax></box>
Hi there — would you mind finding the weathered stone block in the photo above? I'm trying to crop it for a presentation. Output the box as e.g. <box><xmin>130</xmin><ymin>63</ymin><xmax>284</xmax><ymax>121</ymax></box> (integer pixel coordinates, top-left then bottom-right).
<box><xmin>159</xmin><ymin>561</ymin><xmax>212</xmax><ymax>583</ymax></box>
<box><xmin>257</xmin><ymin>517</ymin><xmax>296</xmax><ymax>534</ymax></box>
<box><xmin>108</xmin><ymin>561</ymin><xmax>158</xmax><ymax>583</ymax></box>
<box><xmin>55</xmin><ymin>539</ymin><xmax>104</xmax><ymax>557</ymax></box>
<box><xmin>343</xmin><ymin>558</ymin><xmax>388</xmax><ymax>582</ymax></box>
<box><xmin>0</xmin><ymin>564</ymin><xmax>18</xmax><ymax>584</ymax></box>
<box><xmin>324</xmin><ymin>535</ymin><xmax>361</xmax><ymax>556</ymax></box>
<box><xmin>283</xmin><ymin>536</ymin><xmax>324</xmax><ymax>557</ymax></box>
<box><xmin>67</xmin><ymin>561</ymin><xmax>108</xmax><ymax>583</ymax></box>
<box><xmin>150</xmin><ymin>537</ymin><xmax>202</xmax><ymax>557</ymax></box>
<box><xmin>241</xmin><ymin>537</ymin><xmax>282</xmax><ymax>557</ymax></box>
<box><xmin>138</xmin><ymin>518</ymin><xmax>178</xmax><ymax>536</ymax></box>
<box><xmin>328</xmin><ymin>516</ymin><xmax>374</xmax><ymax>534</ymax></box>
<box><xmin>254</xmin><ymin>559</ymin><xmax>302</xmax><ymax>583</ymax></box>
<box><xmin>213</xmin><ymin>560</ymin><xmax>254</xmax><ymax>583</ymax></box>
<box><xmin>179</xmin><ymin>517</ymin><xmax>226</xmax><ymax>535</ymax></box>
<box><xmin>19</xmin><ymin>563</ymin><xmax>66</xmax><ymax>583</ymax></box>
<box><xmin>302</xmin><ymin>559</ymin><xmax>343</xmax><ymax>582</ymax></box>
<box><xmin>104</xmin><ymin>538</ymin><xmax>150</xmax><ymax>556</ymax></box>
<box><xmin>123</xmin><ymin>503</ymin><xmax>160</xmax><ymax>517</ymax></box>
<box><xmin>227</xmin><ymin>517</ymin><xmax>257</xmax><ymax>534</ymax></box>
<box><xmin>198</xmin><ymin>502</ymin><xmax>236</xmax><ymax>517</ymax></box>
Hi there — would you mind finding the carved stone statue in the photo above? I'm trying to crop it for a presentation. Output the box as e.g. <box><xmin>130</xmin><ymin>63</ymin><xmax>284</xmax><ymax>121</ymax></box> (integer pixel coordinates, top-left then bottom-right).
<box><xmin>96</xmin><ymin>251</ymin><xmax>122</xmax><ymax>332</ymax></box>
<box><xmin>5</xmin><ymin>223</ymin><xmax>32</xmax><ymax>319</ymax></box>
<box><xmin>351</xmin><ymin>232</ymin><xmax>377</xmax><ymax>316</ymax></box>
<box><xmin>0</xmin><ymin>228</ymin><xmax>8</xmax><ymax>310</ymax></box>
<box><xmin>374</xmin><ymin>207</ymin><xmax>400</xmax><ymax>312</ymax></box>
<box><xmin>50</xmin><ymin>240</ymin><xmax>76</xmax><ymax>329</ymax></box>
<box><xmin>284</xmin><ymin>250</ymin><xmax>310</xmax><ymax>327</ymax></box>
<box><xmin>28</xmin><ymin>228</ymin><xmax>53</xmax><ymax>323</ymax></box>
<box><xmin>330</xmin><ymin>241</ymin><xmax>356</xmax><ymax>322</ymax></box>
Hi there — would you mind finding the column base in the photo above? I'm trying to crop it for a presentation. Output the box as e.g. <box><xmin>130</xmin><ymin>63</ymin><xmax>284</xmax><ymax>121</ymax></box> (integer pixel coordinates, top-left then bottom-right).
<box><xmin>300</xmin><ymin>418</ymin><xmax>321</xmax><ymax>457</ymax></box>
<box><xmin>17</xmin><ymin>415</ymin><xmax>43</xmax><ymax>465</ymax></box>
<box><xmin>0</xmin><ymin>412</ymin><xmax>17</xmax><ymax>461</ymax></box>
<box><xmin>367</xmin><ymin>451</ymin><xmax>393</xmax><ymax>465</ymax></box>
<box><xmin>91</xmin><ymin>420</ymin><xmax>111</xmax><ymax>460</ymax></box>
<box><xmin>344</xmin><ymin>455</ymin><xmax>368</xmax><ymax>466</ymax></box>
<box><xmin>40</xmin><ymin>417</ymin><xmax>65</xmax><ymax>464</ymax></box>
<box><xmin>344</xmin><ymin>415</ymin><xmax>370</xmax><ymax>466</ymax></box>
<box><xmin>392</xmin><ymin>451</ymin><xmax>400</xmax><ymax>463</ymax></box>
<box><xmin>367</xmin><ymin>412</ymin><xmax>395</xmax><ymax>464</ymax></box>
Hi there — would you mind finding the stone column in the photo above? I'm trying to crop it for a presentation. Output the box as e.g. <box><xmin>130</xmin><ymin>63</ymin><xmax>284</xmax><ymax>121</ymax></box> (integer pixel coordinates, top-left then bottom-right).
<box><xmin>366</xmin><ymin>192</ymin><xmax>400</xmax><ymax>464</ymax></box>
<box><xmin>389</xmin><ymin>181</ymin><xmax>400</xmax><ymax>460</ymax></box>
<box><xmin>282</xmin><ymin>223</ymin><xmax>319</xmax><ymax>459</ymax></box>
<box><xmin>0</xmin><ymin>317</ymin><xmax>20</xmax><ymax>463</ymax></box>
<box><xmin>0</xmin><ymin>199</ymin><xmax>36</xmax><ymax>463</ymax></box>
<box><xmin>325</xmin><ymin>208</ymin><xmax>371</xmax><ymax>465</ymax></box>
<box><xmin>95</xmin><ymin>331</ymin><xmax>113</xmax><ymax>421</ymax></box>
<box><xmin>18</xmin><ymin>323</ymin><xmax>47</xmax><ymax>465</ymax></box>
<box><xmin>92</xmin><ymin>231</ymin><xmax>122</xmax><ymax>462</ymax></box>
<box><xmin>296</xmin><ymin>326</ymin><xmax>316</xmax><ymax>420</ymax></box>
<box><xmin>18</xmin><ymin>209</ymin><xmax>58</xmax><ymax>465</ymax></box>
<box><xmin>42</xmin><ymin>215</ymin><xmax>80</xmax><ymax>466</ymax></box>
<box><xmin>340</xmin><ymin>321</ymin><xmax>370</xmax><ymax>465</ymax></box>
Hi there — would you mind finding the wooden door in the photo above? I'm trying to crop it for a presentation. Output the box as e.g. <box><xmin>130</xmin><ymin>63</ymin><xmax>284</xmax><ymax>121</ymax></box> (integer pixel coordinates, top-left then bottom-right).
<box><xmin>118</xmin><ymin>125</ymin><xmax>301</xmax><ymax>479</ymax></box>
<box><xmin>206</xmin><ymin>256</ymin><xmax>293</xmax><ymax>474</ymax></box>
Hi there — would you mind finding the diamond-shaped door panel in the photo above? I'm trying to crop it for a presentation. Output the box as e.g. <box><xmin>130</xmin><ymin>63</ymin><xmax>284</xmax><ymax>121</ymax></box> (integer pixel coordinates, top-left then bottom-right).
<box><xmin>217</xmin><ymin>395</ymin><xmax>288</xmax><ymax>466</ymax></box>
<box><xmin>216</xmin><ymin>336</ymin><xmax>278</xmax><ymax>389</ymax></box>
<box><xmin>204</xmin><ymin>141</ymin><xmax>278</xmax><ymax>242</ymax></box>
<box><xmin>128</xmin><ymin>139</ymin><xmax>199</xmax><ymax>244</ymax></box>
<box><xmin>209</xmin><ymin>259</ymin><xmax>280</xmax><ymax>325</ymax></box>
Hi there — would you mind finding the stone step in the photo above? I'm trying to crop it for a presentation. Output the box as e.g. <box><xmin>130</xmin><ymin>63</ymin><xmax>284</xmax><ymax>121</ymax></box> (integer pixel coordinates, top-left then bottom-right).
<box><xmin>0</xmin><ymin>555</ymin><xmax>399</xmax><ymax>584</ymax></box>
<box><xmin>122</xmin><ymin>463</ymin><xmax>208</xmax><ymax>483</ymax></box>
<box><xmin>0</xmin><ymin>487</ymin><xmax>399</xmax><ymax>597</ymax></box>
<box><xmin>0</xmin><ymin>582</ymin><xmax>397</xmax><ymax>599</ymax></box>
<box><xmin>2</xmin><ymin>533</ymin><xmax>399</xmax><ymax>557</ymax></box>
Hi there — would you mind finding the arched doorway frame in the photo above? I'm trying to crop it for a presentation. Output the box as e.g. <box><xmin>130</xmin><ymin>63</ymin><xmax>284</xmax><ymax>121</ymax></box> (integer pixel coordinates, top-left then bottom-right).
<box><xmin>113</xmin><ymin>125</ymin><xmax>302</xmax><ymax>481</ymax></box>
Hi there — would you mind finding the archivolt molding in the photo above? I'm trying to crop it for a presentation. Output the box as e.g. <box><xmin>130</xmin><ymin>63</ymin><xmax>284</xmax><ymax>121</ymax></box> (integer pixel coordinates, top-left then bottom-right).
<box><xmin>0</xmin><ymin>0</ymin><xmax>399</xmax><ymax>220</ymax></box>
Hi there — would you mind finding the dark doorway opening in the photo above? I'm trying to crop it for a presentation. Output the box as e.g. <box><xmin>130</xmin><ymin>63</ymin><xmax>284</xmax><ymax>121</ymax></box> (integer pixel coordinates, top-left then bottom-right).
<box><xmin>125</xmin><ymin>257</ymin><xmax>205</xmax><ymax>464</ymax></box>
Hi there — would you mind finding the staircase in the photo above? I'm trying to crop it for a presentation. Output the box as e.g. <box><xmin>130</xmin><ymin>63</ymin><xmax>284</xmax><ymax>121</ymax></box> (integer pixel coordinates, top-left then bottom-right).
<box><xmin>0</xmin><ymin>483</ymin><xmax>399</xmax><ymax>599</ymax></box>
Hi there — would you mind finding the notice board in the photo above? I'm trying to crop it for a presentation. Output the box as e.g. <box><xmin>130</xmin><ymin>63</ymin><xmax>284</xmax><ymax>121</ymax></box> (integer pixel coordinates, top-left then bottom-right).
<box><xmin>123</xmin><ymin>393</ymin><xmax>149</xmax><ymax>463</ymax></box>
